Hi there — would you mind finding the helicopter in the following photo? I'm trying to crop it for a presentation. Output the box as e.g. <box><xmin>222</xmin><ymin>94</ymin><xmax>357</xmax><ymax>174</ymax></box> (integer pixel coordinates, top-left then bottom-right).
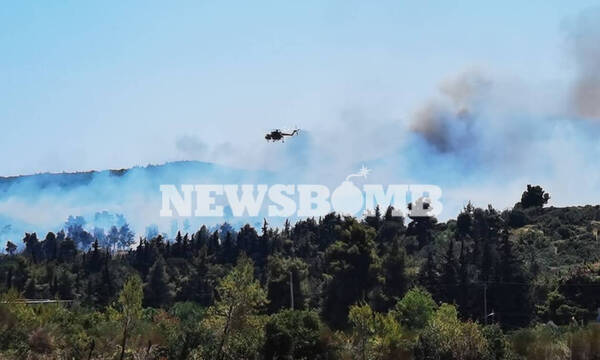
<box><xmin>265</xmin><ymin>128</ymin><xmax>300</xmax><ymax>142</ymax></box>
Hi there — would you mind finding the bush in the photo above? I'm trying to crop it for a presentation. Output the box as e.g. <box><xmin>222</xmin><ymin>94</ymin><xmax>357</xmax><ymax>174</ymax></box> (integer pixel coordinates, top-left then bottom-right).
<box><xmin>393</xmin><ymin>287</ymin><xmax>437</xmax><ymax>331</ymax></box>
<box><xmin>508</xmin><ymin>209</ymin><xmax>528</xmax><ymax>228</ymax></box>
<box><xmin>264</xmin><ymin>309</ymin><xmax>334</xmax><ymax>360</ymax></box>
<box><xmin>415</xmin><ymin>304</ymin><xmax>488</xmax><ymax>360</ymax></box>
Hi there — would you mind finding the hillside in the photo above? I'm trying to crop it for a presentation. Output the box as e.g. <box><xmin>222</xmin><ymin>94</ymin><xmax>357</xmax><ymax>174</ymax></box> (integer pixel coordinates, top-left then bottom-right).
<box><xmin>0</xmin><ymin>185</ymin><xmax>599</xmax><ymax>359</ymax></box>
<box><xmin>0</xmin><ymin>161</ymin><xmax>274</xmax><ymax>247</ymax></box>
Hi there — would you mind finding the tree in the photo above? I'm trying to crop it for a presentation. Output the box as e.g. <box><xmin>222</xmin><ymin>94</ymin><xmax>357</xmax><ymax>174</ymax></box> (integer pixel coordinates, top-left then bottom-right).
<box><xmin>86</xmin><ymin>240</ymin><xmax>103</xmax><ymax>273</ymax></box>
<box><xmin>65</xmin><ymin>216</ymin><xmax>93</xmax><ymax>249</ymax></box>
<box><xmin>203</xmin><ymin>255</ymin><xmax>268</xmax><ymax>360</ymax></box>
<box><xmin>375</xmin><ymin>207</ymin><xmax>405</xmax><ymax>252</ymax></box>
<box><xmin>406</xmin><ymin>216</ymin><xmax>435</xmax><ymax>251</ymax></box>
<box><xmin>365</xmin><ymin>205</ymin><xmax>382</xmax><ymax>230</ymax></box>
<box><xmin>117</xmin><ymin>275</ymin><xmax>143</xmax><ymax>360</ymax></box>
<box><xmin>520</xmin><ymin>184</ymin><xmax>550</xmax><ymax>208</ymax></box>
<box><xmin>507</xmin><ymin>209</ymin><xmax>528</xmax><ymax>228</ymax></box>
<box><xmin>381</xmin><ymin>237</ymin><xmax>407</xmax><ymax>309</ymax></box>
<box><xmin>218</xmin><ymin>230</ymin><xmax>238</xmax><ymax>264</ymax></box>
<box><xmin>23</xmin><ymin>233</ymin><xmax>41</xmax><ymax>263</ymax></box>
<box><xmin>394</xmin><ymin>287</ymin><xmax>437</xmax><ymax>331</ymax></box>
<box><xmin>58</xmin><ymin>236</ymin><xmax>77</xmax><ymax>262</ymax></box>
<box><xmin>94</xmin><ymin>259</ymin><xmax>116</xmax><ymax>306</ymax></box>
<box><xmin>415</xmin><ymin>304</ymin><xmax>488</xmax><ymax>360</ymax></box>
<box><xmin>492</xmin><ymin>228</ymin><xmax>532</xmax><ymax>328</ymax></box>
<box><xmin>42</xmin><ymin>232</ymin><xmax>58</xmax><ymax>260</ymax></box>
<box><xmin>482</xmin><ymin>324</ymin><xmax>511</xmax><ymax>360</ymax></box>
<box><xmin>456</xmin><ymin>204</ymin><xmax>473</xmax><ymax>236</ymax></box>
<box><xmin>266</xmin><ymin>255</ymin><xmax>308</xmax><ymax>313</ymax></box>
<box><xmin>348</xmin><ymin>303</ymin><xmax>375</xmax><ymax>360</ymax></box>
<box><xmin>5</xmin><ymin>241</ymin><xmax>16</xmax><ymax>255</ymax></box>
<box><xmin>419</xmin><ymin>245</ymin><xmax>438</xmax><ymax>296</ymax></box>
<box><xmin>208</xmin><ymin>230</ymin><xmax>220</xmax><ymax>256</ymax></box>
<box><xmin>118</xmin><ymin>224</ymin><xmax>134</xmax><ymax>249</ymax></box>
<box><xmin>144</xmin><ymin>256</ymin><xmax>173</xmax><ymax>308</ymax></box>
<box><xmin>264</xmin><ymin>310</ymin><xmax>331</xmax><ymax>360</ymax></box>
<box><xmin>236</xmin><ymin>224</ymin><xmax>258</xmax><ymax>256</ymax></box>
<box><xmin>107</xmin><ymin>226</ymin><xmax>120</xmax><ymax>251</ymax></box>
<box><xmin>56</xmin><ymin>270</ymin><xmax>74</xmax><ymax>299</ymax></box>
<box><xmin>322</xmin><ymin>220</ymin><xmax>382</xmax><ymax>328</ymax></box>
<box><xmin>348</xmin><ymin>303</ymin><xmax>409</xmax><ymax>360</ymax></box>
<box><xmin>440</xmin><ymin>239</ymin><xmax>459</xmax><ymax>303</ymax></box>
<box><xmin>167</xmin><ymin>302</ymin><xmax>208</xmax><ymax>360</ymax></box>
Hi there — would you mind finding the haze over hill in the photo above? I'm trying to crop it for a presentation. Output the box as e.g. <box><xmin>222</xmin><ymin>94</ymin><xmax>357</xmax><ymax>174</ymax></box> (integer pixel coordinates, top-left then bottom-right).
<box><xmin>0</xmin><ymin>156</ymin><xmax>599</xmax><ymax>252</ymax></box>
<box><xmin>1</xmin><ymin>6</ymin><xmax>600</xmax><ymax>247</ymax></box>
<box><xmin>0</xmin><ymin>161</ymin><xmax>277</xmax><ymax>247</ymax></box>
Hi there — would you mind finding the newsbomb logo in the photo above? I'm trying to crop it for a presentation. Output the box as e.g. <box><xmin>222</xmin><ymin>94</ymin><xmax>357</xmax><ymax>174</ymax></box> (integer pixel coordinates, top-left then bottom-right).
<box><xmin>331</xmin><ymin>165</ymin><xmax>371</xmax><ymax>216</ymax></box>
<box><xmin>160</xmin><ymin>167</ymin><xmax>442</xmax><ymax>218</ymax></box>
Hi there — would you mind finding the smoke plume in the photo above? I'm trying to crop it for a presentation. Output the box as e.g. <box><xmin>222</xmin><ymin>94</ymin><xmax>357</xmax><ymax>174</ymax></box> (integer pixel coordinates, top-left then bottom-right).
<box><xmin>567</xmin><ymin>7</ymin><xmax>600</xmax><ymax>120</ymax></box>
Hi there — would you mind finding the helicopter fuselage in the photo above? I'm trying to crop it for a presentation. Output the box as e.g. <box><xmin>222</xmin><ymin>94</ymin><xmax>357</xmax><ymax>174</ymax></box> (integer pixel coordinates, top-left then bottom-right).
<box><xmin>265</xmin><ymin>129</ymin><xmax>298</xmax><ymax>142</ymax></box>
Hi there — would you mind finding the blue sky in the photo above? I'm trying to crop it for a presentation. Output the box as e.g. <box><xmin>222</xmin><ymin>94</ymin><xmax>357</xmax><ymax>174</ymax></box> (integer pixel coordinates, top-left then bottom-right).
<box><xmin>0</xmin><ymin>1</ymin><xmax>600</xmax><ymax>237</ymax></box>
<box><xmin>1</xmin><ymin>1</ymin><xmax>597</xmax><ymax>176</ymax></box>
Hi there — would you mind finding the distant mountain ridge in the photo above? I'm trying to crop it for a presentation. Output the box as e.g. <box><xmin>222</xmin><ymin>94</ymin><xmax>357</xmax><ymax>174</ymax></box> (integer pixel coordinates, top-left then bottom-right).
<box><xmin>0</xmin><ymin>160</ymin><xmax>257</xmax><ymax>190</ymax></box>
<box><xmin>0</xmin><ymin>161</ymin><xmax>275</xmax><ymax>246</ymax></box>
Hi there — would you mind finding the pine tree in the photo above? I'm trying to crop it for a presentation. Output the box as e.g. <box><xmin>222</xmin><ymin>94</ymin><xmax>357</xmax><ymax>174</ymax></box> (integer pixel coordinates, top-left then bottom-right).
<box><xmin>208</xmin><ymin>231</ymin><xmax>220</xmax><ymax>256</ymax></box>
<box><xmin>173</xmin><ymin>231</ymin><xmax>183</xmax><ymax>257</ymax></box>
<box><xmin>144</xmin><ymin>256</ymin><xmax>173</xmax><ymax>307</ymax></box>
<box><xmin>492</xmin><ymin>227</ymin><xmax>532</xmax><ymax>327</ymax></box>
<box><xmin>266</xmin><ymin>255</ymin><xmax>308</xmax><ymax>313</ymax></box>
<box><xmin>440</xmin><ymin>239</ymin><xmax>458</xmax><ymax>303</ymax></box>
<box><xmin>42</xmin><ymin>232</ymin><xmax>58</xmax><ymax>260</ymax></box>
<box><xmin>381</xmin><ymin>237</ymin><xmax>407</xmax><ymax>308</ymax></box>
<box><xmin>365</xmin><ymin>205</ymin><xmax>382</xmax><ymax>230</ymax></box>
<box><xmin>96</xmin><ymin>260</ymin><xmax>115</xmax><ymax>306</ymax></box>
<box><xmin>322</xmin><ymin>220</ymin><xmax>382</xmax><ymax>328</ymax></box>
<box><xmin>219</xmin><ymin>231</ymin><xmax>238</xmax><ymax>264</ymax></box>
<box><xmin>457</xmin><ymin>238</ymin><xmax>470</xmax><ymax>314</ymax></box>
<box><xmin>419</xmin><ymin>245</ymin><xmax>438</xmax><ymax>297</ymax></box>
<box><xmin>23</xmin><ymin>233</ymin><xmax>41</xmax><ymax>263</ymax></box>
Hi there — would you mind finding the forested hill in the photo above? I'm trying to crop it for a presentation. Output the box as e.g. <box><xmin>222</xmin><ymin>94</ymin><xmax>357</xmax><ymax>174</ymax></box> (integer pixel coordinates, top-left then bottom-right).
<box><xmin>1</xmin><ymin>185</ymin><xmax>599</xmax><ymax>359</ymax></box>
<box><xmin>0</xmin><ymin>161</ymin><xmax>274</xmax><ymax>246</ymax></box>
<box><xmin>0</xmin><ymin>160</ymin><xmax>265</xmax><ymax>194</ymax></box>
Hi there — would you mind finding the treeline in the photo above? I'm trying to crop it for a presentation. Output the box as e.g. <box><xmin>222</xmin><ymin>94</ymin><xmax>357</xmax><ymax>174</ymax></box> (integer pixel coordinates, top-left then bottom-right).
<box><xmin>1</xmin><ymin>185</ymin><xmax>600</xmax><ymax>359</ymax></box>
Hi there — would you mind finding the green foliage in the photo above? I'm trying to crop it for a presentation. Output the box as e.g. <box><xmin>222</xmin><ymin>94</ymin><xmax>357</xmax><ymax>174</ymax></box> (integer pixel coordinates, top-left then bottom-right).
<box><xmin>322</xmin><ymin>219</ymin><xmax>382</xmax><ymax>328</ymax></box>
<box><xmin>349</xmin><ymin>303</ymin><xmax>376</xmax><ymax>360</ymax></box>
<box><xmin>482</xmin><ymin>324</ymin><xmax>512</xmax><ymax>360</ymax></box>
<box><xmin>117</xmin><ymin>274</ymin><xmax>143</xmax><ymax>360</ymax></box>
<box><xmin>118</xmin><ymin>274</ymin><xmax>143</xmax><ymax>326</ymax></box>
<box><xmin>568</xmin><ymin>323</ymin><xmax>600</xmax><ymax>359</ymax></box>
<box><xmin>510</xmin><ymin>325</ymin><xmax>569</xmax><ymax>360</ymax></box>
<box><xmin>394</xmin><ymin>287</ymin><xmax>437</xmax><ymax>331</ymax></box>
<box><xmin>520</xmin><ymin>184</ymin><xmax>551</xmax><ymax>209</ymax></box>
<box><xmin>264</xmin><ymin>309</ymin><xmax>333</xmax><ymax>359</ymax></box>
<box><xmin>202</xmin><ymin>255</ymin><xmax>268</xmax><ymax>360</ymax></box>
<box><xmin>5</xmin><ymin>241</ymin><xmax>17</xmax><ymax>256</ymax></box>
<box><xmin>348</xmin><ymin>302</ymin><xmax>413</xmax><ymax>360</ymax></box>
<box><xmin>415</xmin><ymin>304</ymin><xmax>488</xmax><ymax>360</ymax></box>
<box><xmin>507</xmin><ymin>209</ymin><xmax>528</xmax><ymax>228</ymax></box>
<box><xmin>266</xmin><ymin>255</ymin><xmax>309</xmax><ymax>313</ymax></box>
<box><xmin>144</xmin><ymin>255</ymin><xmax>174</xmax><ymax>308</ymax></box>
<box><xmin>1</xmin><ymin>186</ymin><xmax>599</xmax><ymax>358</ymax></box>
